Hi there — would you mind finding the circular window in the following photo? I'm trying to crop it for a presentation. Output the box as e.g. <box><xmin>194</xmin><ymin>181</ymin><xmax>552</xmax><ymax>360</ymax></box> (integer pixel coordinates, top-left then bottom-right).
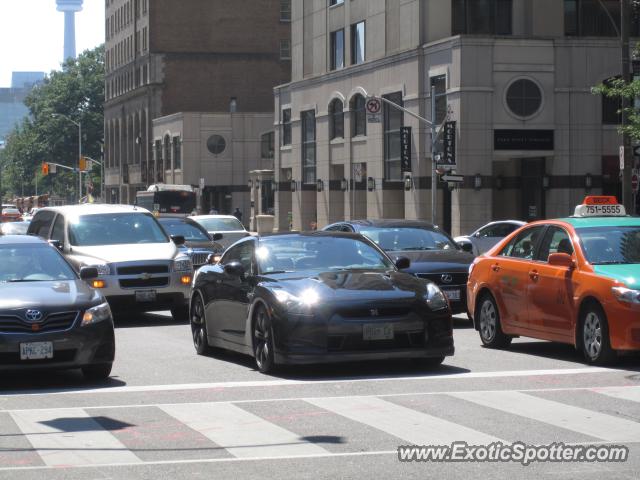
<box><xmin>505</xmin><ymin>79</ymin><xmax>543</xmax><ymax>118</ymax></box>
<box><xmin>206</xmin><ymin>135</ymin><xmax>226</xmax><ymax>155</ymax></box>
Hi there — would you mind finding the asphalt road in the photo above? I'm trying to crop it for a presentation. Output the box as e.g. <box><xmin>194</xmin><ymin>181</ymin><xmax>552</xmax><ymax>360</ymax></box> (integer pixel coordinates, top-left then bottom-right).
<box><xmin>1</xmin><ymin>313</ymin><xmax>639</xmax><ymax>480</ymax></box>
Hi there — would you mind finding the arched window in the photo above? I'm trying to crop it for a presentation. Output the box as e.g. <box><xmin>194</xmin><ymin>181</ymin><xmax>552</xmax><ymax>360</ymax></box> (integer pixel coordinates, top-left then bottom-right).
<box><xmin>329</xmin><ymin>98</ymin><xmax>344</xmax><ymax>140</ymax></box>
<box><xmin>350</xmin><ymin>94</ymin><xmax>366</xmax><ymax>137</ymax></box>
<box><xmin>602</xmin><ymin>76</ymin><xmax>622</xmax><ymax>125</ymax></box>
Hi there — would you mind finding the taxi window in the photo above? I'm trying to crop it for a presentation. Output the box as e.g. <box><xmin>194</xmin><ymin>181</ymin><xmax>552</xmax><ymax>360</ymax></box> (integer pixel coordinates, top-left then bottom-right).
<box><xmin>500</xmin><ymin>226</ymin><xmax>544</xmax><ymax>259</ymax></box>
<box><xmin>536</xmin><ymin>227</ymin><xmax>573</xmax><ymax>262</ymax></box>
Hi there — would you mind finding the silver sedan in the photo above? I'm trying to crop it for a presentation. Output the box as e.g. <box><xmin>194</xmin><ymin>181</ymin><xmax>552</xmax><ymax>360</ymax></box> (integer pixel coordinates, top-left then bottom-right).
<box><xmin>454</xmin><ymin>220</ymin><xmax>525</xmax><ymax>256</ymax></box>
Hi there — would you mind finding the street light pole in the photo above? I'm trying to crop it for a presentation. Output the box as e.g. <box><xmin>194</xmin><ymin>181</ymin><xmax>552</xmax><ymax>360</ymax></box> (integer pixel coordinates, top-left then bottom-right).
<box><xmin>621</xmin><ymin>0</ymin><xmax>633</xmax><ymax>213</ymax></box>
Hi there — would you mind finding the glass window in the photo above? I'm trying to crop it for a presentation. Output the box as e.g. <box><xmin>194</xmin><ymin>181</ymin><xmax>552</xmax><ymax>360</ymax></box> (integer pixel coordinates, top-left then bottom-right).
<box><xmin>452</xmin><ymin>0</ymin><xmax>513</xmax><ymax>35</ymax></box>
<box><xmin>602</xmin><ymin>77</ymin><xmax>622</xmax><ymax>125</ymax></box>
<box><xmin>68</xmin><ymin>213</ymin><xmax>169</xmax><ymax>246</ymax></box>
<box><xmin>173</xmin><ymin>136</ymin><xmax>181</xmax><ymax>170</ymax></box>
<box><xmin>350</xmin><ymin>94</ymin><xmax>367</xmax><ymax>137</ymax></box>
<box><xmin>383</xmin><ymin>92</ymin><xmax>403</xmax><ymax>180</ymax></box>
<box><xmin>360</xmin><ymin>227</ymin><xmax>458</xmax><ymax>252</ymax></box>
<box><xmin>159</xmin><ymin>219</ymin><xmax>211</xmax><ymax>242</ymax></box>
<box><xmin>0</xmin><ymin>245</ymin><xmax>76</xmax><ymax>283</ymax></box>
<box><xmin>301</xmin><ymin>110</ymin><xmax>316</xmax><ymax>184</ymax></box>
<box><xmin>280</xmin><ymin>39</ymin><xmax>291</xmax><ymax>60</ymax></box>
<box><xmin>577</xmin><ymin>226</ymin><xmax>640</xmax><ymax>265</ymax></box>
<box><xmin>222</xmin><ymin>241</ymin><xmax>254</xmax><ymax>274</ymax></box>
<box><xmin>329</xmin><ymin>0</ymin><xmax>344</xmax><ymax>5</ymax></box>
<box><xmin>280</xmin><ymin>0</ymin><xmax>291</xmax><ymax>21</ymax></box>
<box><xmin>329</xmin><ymin>99</ymin><xmax>344</xmax><ymax>140</ymax></box>
<box><xmin>261</xmin><ymin>132</ymin><xmax>275</xmax><ymax>158</ymax></box>
<box><xmin>330</xmin><ymin>29</ymin><xmax>345</xmax><ymax>70</ymax></box>
<box><xmin>50</xmin><ymin>214</ymin><xmax>66</xmax><ymax>244</ymax></box>
<box><xmin>195</xmin><ymin>217</ymin><xmax>246</xmax><ymax>232</ymax></box>
<box><xmin>506</xmin><ymin>79</ymin><xmax>543</xmax><ymax>118</ymax></box>
<box><xmin>282</xmin><ymin>109</ymin><xmax>292</xmax><ymax>146</ymax></box>
<box><xmin>27</xmin><ymin>211</ymin><xmax>55</xmax><ymax>238</ymax></box>
<box><xmin>501</xmin><ymin>226</ymin><xmax>545</xmax><ymax>259</ymax></box>
<box><xmin>536</xmin><ymin>227</ymin><xmax>574</xmax><ymax>261</ymax></box>
<box><xmin>478</xmin><ymin>223</ymin><xmax>520</xmax><ymax>238</ymax></box>
<box><xmin>351</xmin><ymin>21</ymin><xmax>365</xmax><ymax>65</ymax></box>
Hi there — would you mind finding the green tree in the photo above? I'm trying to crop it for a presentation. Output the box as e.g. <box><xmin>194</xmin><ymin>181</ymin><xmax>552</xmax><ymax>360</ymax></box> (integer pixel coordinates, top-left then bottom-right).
<box><xmin>593</xmin><ymin>74</ymin><xmax>640</xmax><ymax>142</ymax></box>
<box><xmin>2</xmin><ymin>45</ymin><xmax>104</xmax><ymax>203</ymax></box>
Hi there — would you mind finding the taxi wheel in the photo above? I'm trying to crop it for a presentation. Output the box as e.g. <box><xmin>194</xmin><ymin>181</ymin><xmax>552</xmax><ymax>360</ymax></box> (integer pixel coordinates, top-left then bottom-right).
<box><xmin>580</xmin><ymin>305</ymin><xmax>616</xmax><ymax>365</ymax></box>
<box><xmin>477</xmin><ymin>294</ymin><xmax>512</xmax><ymax>348</ymax></box>
<box><xmin>191</xmin><ymin>294</ymin><xmax>212</xmax><ymax>356</ymax></box>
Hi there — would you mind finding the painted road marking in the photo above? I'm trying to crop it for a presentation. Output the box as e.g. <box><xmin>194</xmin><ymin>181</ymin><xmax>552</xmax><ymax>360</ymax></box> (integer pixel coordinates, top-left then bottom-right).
<box><xmin>9</xmin><ymin>408</ymin><xmax>141</xmax><ymax>467</ymax></box>
<box><xmin>0</xmin><ymin>367</ymin><xmax>618</xmax><ymax>397</ymax></box>
<box><xmin>306</xmin><ymin>396</ymin><xmax>503</xmax><ymax>445</ymax></box>
<box><xmin>593</xmin><ymin>385</ymin><xmax>640</xmax><ymax>404</ymax></box>
<box><xmin>160</xmin><ymin>402</ymin><xmax>328</xmax><ymax>459</ymax></box>
<box><xmin>449</xmin><ymin>390</ymin><xmax>640</xmax><ymax>443</ymax></box>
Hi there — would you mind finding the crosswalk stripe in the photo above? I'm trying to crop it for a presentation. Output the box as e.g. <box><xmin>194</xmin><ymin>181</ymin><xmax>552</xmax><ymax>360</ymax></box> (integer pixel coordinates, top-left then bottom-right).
<box><xmin>306</xmin><ymin>396</ymin><xmax>502</xmax><ymax>445</ymax></box>
<box><xmin>160</xmin><ymin>402</ymin><xmax>329</xmax><ymax>459</ymax></box>
<box><xmin>593</xmin><ymin>386</ymin><xmax>640</xmax><ymax>403</ymax></box>
<box><xmin>449</xmin><ymin>390</ymin><xmax>640</xmax><ymax>443</ymax></box>
<box><xmin>9</xmin><ymin>408</ymin><xmax>142</xmax><ymax>467</ymax></box>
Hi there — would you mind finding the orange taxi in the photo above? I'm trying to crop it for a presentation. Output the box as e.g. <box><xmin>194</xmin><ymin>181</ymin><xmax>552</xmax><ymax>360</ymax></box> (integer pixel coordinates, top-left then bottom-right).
<box><xmin>467</xmin><ymin>196</ymin><xmax>640</xmax><ymax>365</ymax></box>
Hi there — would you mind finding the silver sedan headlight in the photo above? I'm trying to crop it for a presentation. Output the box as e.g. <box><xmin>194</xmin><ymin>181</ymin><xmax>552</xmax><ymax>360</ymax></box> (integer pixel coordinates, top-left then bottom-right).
<box><xmin>425</xmin><ymin>283</ymin><xmax>448</xmax><ymax>311</ymax></box>
<box><xmin>81</xmin><ymin>302</ymin><xmax>113</xmax><ymax>326</ymax></box>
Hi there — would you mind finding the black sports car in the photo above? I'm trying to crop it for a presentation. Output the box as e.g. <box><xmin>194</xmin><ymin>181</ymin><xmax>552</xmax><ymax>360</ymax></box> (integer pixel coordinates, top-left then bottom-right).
<box><xmin>323</xmin><ymin>220</ymin><xmax>474</xmax><ymax>314</ymax></box>
<box><xmin>0</xmin><ymin>235</ymin><xmax>115</xmax><ymax>380</ymax></box>
<box><xmin>189</xmin><ymin>232</ymin><xmax>454</xmax><ymax>373</ymax></box>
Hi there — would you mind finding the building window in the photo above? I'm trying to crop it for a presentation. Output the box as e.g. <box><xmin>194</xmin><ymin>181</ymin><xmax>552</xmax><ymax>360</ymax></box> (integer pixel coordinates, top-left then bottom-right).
<box><xmin>329</xmin><ymin>0</ymin><xmax>344</xmax><ymax>5</ymax></box>
<box><xmin>330</xmin><ymin>29</ymin><xmax>345</xmax><ymax>70</ymax></box>
<box><xmin>142</xmin><ymin>27</ymin><xmax>148</xmax><ymax>51</ymax></box>
<box><xmin>564</xmin><ymin>0</ymin><xmax>640</xmax><ymax>36</ymax></box>
<box><xmin>206</xmin><ymin>134</ymin><xmax>226</xmax><ymax>155</ymax></box>
<box><xmin>301</xmin><ymin>110</ymin><xmax>316</xmax><ymax>184</ymax></box>
<box><xmin>261</xmin><ymin>132</ymin><xmax>275</xmax><ymax>159</ymax></box>
<box><xmin>505</xmin><ymin>78</ymin><xmax>542</xmax><ymax>118</ymax></box>
<box><xmin>282</xmin><ymin>108</ymin><xmax>292</xmax><ymax>146</ymax></box>
<box><xmin>351</xmin><ymin>21</ymin><xmax>365</xmax><ymax>65</ymax></box>
<box><xmin>280</xmin><ymin>39</ymin><xmax>291</xmax><ymax>60</ymax></box>
<box><xmin>163</xmin><ymin>135</ymin><xmax>171</xmax><ymax>172</ymax></box>
<box><xmin>350</xmin><ymin>94</ymin><xmax>367</xmax><ymax>137</ymax></box>
<box><xmin>280</xmin><ymin>0</ymin><xmax>291</xmax><ymax>21</ymax></box>
<box><xmin>383</xmin><ymin>92</ymin><xmax>403</xmax><ymax>181</ymax></box>
<box><xmin>602</xmin><ymin>77</ymin><xmax>622</xmax><ymax>125</ymax></box>
<box><xmin>452</xmin><ymin>0</ymin><xmax>512</xmax><ymax>35</ymax></box>
<box><xmin>173</xmin><ymin>137</ymin><xmax>181</xmax><ymax>170</ymax></box>
<box><xmin>329</xmin><ymin>99</ymin><xmax>344</xmax><ymax>140</ymax></box>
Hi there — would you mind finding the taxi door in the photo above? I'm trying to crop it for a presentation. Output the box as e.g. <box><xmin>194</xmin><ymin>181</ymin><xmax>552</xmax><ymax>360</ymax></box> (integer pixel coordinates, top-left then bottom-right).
<box><xmin>526</xmin><ymin>226</ymin><xmax>576</xmax><ymax>340</ymax></box>
<box><xmin>489</xmin><ymin>226</ymin><xmax>546</xmax><ymax>330</ymax></box>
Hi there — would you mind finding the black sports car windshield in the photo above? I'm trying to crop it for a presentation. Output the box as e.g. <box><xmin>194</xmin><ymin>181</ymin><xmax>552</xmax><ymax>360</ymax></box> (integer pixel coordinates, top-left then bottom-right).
<box><xmin>0</xmin><ymin>244</ymin><xmax>76</xmax><ymax>283</ymax></box>
<box><xmin>360</xmin><ymin>227</ymin><xmax>458</xmax><ymax>251</ymax></box>
<box><xmin>258</xmin><ymin>236</ymin><xmax>394</xmax><ymax>273</ymax></box>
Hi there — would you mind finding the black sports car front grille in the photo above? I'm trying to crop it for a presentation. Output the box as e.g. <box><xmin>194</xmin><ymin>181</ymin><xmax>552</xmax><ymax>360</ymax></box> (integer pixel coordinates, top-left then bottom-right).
<box><xmin>337</xmin><ymin>306</ymin><xmax>412</xmax><ymax>319</ymax></box>
<box><xmin>328</xmin><ymin>330</ymin><xmax>425</xmax><ymax>352</ymax></box>
<box><xmin>119</xmin><ymin>277</ymin><xmax>169</xmax><ymax>288</ymax></box>
<box><xmin>0</xmin><ymin>311</ymin><xmax>79</xmax><ymax>334</ymax></box>
<box><xmin>117</xmin><ymin>265</ymin><xmax>169</xmax><ymax>275</ymax></box>
<box><xmin>416</xmin><ymin>272</ymin><xmax>468</xmax><ymax>285</ymax></box>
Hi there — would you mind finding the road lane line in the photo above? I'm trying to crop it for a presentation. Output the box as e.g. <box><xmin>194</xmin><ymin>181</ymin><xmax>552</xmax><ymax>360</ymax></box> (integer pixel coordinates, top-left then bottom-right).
<box><xmin>449</xmin><ymin>390</ymin><xmax>640</xmax><ymax>443</ymax></box>
<box><xmin>306</xmin><ymin>396</ymin><xmax>502</xmax><ymax>445</ymax></box>
<box><xmin>592</xmin><ymin>385</ymin><xmax>640</xmax><ymax>403</ymax></box>
<box><xmin>160</xmin><ymin>402</ymin><xmax>328</xmax><ymax>459</ymax></box>
<box><xmin>9</xmin><ymin>408</ymin><xmax>142</xmax><ymax>467</ymax></box>
<box><xmin>0</xmin><ymin>367</ymin><xmax>618</xmax><ymax>397</ymax></box>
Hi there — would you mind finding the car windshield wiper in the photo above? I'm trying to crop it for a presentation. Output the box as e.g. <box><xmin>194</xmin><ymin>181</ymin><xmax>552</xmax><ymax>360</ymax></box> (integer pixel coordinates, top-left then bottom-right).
<box><xmin>5</xmin><ymin>279</ymin><xmax>49</xmax><ymax>283</ymax></box>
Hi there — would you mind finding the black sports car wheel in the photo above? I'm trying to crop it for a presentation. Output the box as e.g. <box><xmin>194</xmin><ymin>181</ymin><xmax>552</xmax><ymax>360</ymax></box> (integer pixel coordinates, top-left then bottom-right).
<box><xmin>253</xmin><ymin>305</ymin><xmax>276</xmax><ymax>374</ymax></box>
<box><xmin>191</xmin><ymin>294</ymin><xmax>211</xmax><ymax>356</ymax></box>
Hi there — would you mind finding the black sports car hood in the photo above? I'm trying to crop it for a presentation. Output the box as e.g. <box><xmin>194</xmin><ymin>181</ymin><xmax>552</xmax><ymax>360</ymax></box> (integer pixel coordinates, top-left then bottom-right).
<box><xmin>265</xmin><ymin>270</ymin><xmax>428</xmax><ymax>303</ymax></box>
<box><xmin>0</xmin><ymin>280</ymin><xmax>102</xmax><ymax>312</ymax></box>
<box><xmin>389</xmin><ymin>249</ymin><xmax>473</xmax><ymax>274</ymax></box>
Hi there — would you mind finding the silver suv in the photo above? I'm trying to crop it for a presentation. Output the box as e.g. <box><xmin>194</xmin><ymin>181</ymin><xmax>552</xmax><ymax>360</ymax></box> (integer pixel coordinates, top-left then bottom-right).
<box><xmin>27</xmin><ymin>204</ymin><xmax>193</xmax><ymax>321</ymax></box>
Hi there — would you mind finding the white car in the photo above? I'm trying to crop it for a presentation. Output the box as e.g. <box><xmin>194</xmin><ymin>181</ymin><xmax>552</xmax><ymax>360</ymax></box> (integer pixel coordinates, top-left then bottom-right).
<box><xmin>454</xmin><ymin>220</ymin><xmax>525</xmax><ymax>256</ymax></box>
<box><xmin>190</xmin><ymin>215</ymin><xmax>250</xmax><ymax>249</ymax></box>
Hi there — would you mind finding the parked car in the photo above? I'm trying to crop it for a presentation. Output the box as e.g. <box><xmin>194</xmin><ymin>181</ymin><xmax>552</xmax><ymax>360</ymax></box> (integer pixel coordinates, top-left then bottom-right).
<box><xmin>158</xmin><ymin>217</ymin><xmax>224</xmax><ymax>268</ymax></box>
<box><xmin>323</xmin><ymin>220</ymin><xmax>474</xmax><ymax>314</ymax></box>
<box><xmin>0</xmin><ymin>235</ymin><xmax>115</xmax><ymax>379</ymax></box>
<box><xmin>27</xmin><ymin>204</ymin><xmax>193</xmax><ymax>321</ymax></box>
<box><xmin>1</xmin><ymin>206</ymin><xmax>22</xmax><ymax>222</ymax></box>
<box><xmin>0</xmin><ymin>221</ymin><xmax>30</xmax><ymax>235</ymax></box>
<box><xmin>190</xmin><ymin>232</ymin><xmax>454</xmax><ymax>373</ymax></box>
<box><xmin>454</xmin><ymin>220</ymin><xmax>526</xmax><ymax>256</ymax></box>
<box><xmin>190</xmin><ymin>215</ymin><xmax>250</xmax><ymax>249</ymax></box>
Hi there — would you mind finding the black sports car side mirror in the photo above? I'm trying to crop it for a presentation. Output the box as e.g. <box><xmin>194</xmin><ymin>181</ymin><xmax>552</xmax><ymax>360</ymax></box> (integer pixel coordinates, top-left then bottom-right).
<box><xmin>212</xmin><ymin>233</ymin><xmax>224</xmax><ymax>241</ymax></box>
<box><xmin>79</xmin><ymin>267</ymin><xmax>99</xmax><ymax>280</ymax></box>
<box><xmin>395</xmin><ymin>257</ymin><xmax>411</xmax><ymax>270</ymax></box>
<box><xmin>224</xmin><ymin>261</ymin><xmax>245</xmax><ymax>277</ymax></box>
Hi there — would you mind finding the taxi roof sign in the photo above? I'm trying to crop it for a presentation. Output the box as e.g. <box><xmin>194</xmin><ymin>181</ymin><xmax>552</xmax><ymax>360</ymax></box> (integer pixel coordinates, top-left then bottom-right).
<box><xmin>583</xmin><ymin>196</ymin><xmax>618</xmax><ymax>205</ymax></box>
<box><xmin>574</xmin><ymin>197</ymin><xmax>627</xmax><ymax>217</ymax></box>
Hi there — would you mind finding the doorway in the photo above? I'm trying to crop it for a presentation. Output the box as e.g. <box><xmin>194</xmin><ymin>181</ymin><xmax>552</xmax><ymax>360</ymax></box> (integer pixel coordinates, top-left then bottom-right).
<box><xmin>521</xmin><ymin>158</ymin><xmax>545</xmax><ymax>221</ymax></box>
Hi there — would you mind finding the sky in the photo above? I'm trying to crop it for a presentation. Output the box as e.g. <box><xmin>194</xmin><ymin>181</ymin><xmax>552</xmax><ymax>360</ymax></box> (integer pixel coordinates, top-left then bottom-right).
<box><xmin>0</xmin><ymin>0</ymin><xmax>105</xmax><ymax>87</ymax></box>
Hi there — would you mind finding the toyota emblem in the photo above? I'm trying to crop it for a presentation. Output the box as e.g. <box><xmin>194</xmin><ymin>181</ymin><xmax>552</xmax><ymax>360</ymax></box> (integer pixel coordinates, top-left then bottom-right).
<box><xmin>25</xmin><ymin>309</ymin><xmax>44</xmax><ymax>322</ymax></box>
<box><xmin>441</xmin><ymin>274</ymin><xmax>453</xmax><ymax>284</ymax></box>
<box><xmin>370</xmin><ymin>309</ymin><xmax>380</xmax><ymax>317</ymax></box>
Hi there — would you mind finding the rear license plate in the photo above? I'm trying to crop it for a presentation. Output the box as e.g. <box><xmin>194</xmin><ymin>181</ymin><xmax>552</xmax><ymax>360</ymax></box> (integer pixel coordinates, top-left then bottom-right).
<box><xmin>20</xmin><ymin>342</ymin><xmax>53</xmax><ymax>360</ymax></box>
<box><xmin>363</xmin><ymin>323</ymin><xmax>394</xmax><ymax>341</ymax></box>
<box><xmin>443</xmin><ymin>289</ymin><xmax>461</xmax><ymax>301</ymax></box>
<box><xmin>135</xmin><ymin>290</ymin><xmax>157</xmax><ymax>302</ymax></box>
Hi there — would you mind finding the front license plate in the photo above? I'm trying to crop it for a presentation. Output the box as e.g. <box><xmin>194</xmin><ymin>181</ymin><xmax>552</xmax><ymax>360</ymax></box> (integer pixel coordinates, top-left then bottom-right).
<box><xmin>443</xmin><ymin>289</ymin><xmax>461</xmax><ymax>301</ymax></box>
<box><xmin>135</xmin><ymin>290</ymin><xmax>157</xmax><ymax>302</ymax></box>
<box><xmin>20</xmin><ymin>342</ymin><xmax>53</xmax><ymax>360</ymax></box>
<box><xmin>363</xmin><ymin>323</ymin><xmax>394</xmax><ymax>341</ymax></box>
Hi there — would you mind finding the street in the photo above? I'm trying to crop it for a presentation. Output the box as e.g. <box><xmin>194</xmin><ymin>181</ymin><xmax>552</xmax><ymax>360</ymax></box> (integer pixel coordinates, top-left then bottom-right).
<box><xmin>1</xmin><ymin>313</ymin><xmax>639</xmax><ymax>480</ymax></box>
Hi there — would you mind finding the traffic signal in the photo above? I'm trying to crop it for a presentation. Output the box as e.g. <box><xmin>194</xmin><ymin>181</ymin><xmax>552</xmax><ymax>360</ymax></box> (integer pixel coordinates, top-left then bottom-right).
<box><xmin>42</xmin><ymin>163</ymin><xmax>49</xmax><ymax>176</ymax></box>
<box><xmin>79</xmin><ymin>156</ymin><xmax>87</xmax><ymax>171</ymax></box>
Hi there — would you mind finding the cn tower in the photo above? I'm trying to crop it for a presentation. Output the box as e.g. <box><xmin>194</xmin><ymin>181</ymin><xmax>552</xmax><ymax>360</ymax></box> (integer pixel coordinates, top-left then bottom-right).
<box><xmin>56</xmin><ymin>0</ymin><xmax>83</xmax><ymax>61</ymax></box>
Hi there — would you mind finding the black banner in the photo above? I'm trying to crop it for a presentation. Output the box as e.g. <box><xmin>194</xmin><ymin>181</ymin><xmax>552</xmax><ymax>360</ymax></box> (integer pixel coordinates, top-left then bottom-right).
<box><xmin>401</xmin><ymin>126</ymin><xmax>412</xmax><ymax>172</ymax></box>
<box><xmin>494</xmin><ymin>129</ymin><xmax>554</xmax><ymax>151</ymax></box>
<box><xmin>441</xmin><ymin>121</ymin><xmax>456</xmax><ymax>167</ymax></box>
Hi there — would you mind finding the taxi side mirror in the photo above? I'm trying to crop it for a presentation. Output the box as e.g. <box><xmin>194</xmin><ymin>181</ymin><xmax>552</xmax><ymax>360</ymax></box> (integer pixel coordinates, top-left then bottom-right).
<box><xmin>548</xmin><ymin>253</ymin><xmax>574</xmax><ymax>269</ymax></box>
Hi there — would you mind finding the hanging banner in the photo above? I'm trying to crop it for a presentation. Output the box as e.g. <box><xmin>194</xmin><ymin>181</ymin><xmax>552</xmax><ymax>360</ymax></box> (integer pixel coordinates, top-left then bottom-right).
<box><xmin>400</xmin><ymin>126</ymin><xmax>412</xmax><ymax>172</ymax></box>
<box><xmin>439</xmin><ymin>121</ymin><xmax>456</xmax><ymax>169</ymax></box>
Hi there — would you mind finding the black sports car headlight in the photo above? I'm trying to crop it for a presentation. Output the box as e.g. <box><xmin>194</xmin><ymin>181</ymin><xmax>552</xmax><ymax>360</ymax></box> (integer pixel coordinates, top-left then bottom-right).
<box><xmin>273</xmin><ymin>288</ymin><xmax>319</xmax><ymax>314</ymax></box>
<box><xmin>425</xmin><ymin>283</ymin><xmax>448</xmax><ymax>311</ymax></box>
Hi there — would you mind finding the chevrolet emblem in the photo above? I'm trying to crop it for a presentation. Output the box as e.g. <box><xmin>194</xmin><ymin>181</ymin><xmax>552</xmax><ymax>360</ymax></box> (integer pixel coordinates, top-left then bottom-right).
<box><xmin>140</xmin><ymin>273</ymin><xmax>152</xmax><ymax>281</ymax></box>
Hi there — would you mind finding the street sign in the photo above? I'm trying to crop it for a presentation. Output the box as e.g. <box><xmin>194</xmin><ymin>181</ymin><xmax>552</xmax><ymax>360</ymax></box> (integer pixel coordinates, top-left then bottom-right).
<box><xmin>441</xmin><ymin>174</ymin><xmax>464</xmax><ymax>183</ymax></box>
<box><xmin>199</xmin><ymin>177</ymin><xmax>205</xmax><ymax>189</ymax></box>
<box><xmin>366</xmin><ymin>97</ymin><xmax>382</xmax><ymax>123</ymax></box>
<box><xmin>632</xmin><ymin>173</ymin><xmax>639</xmax><ymax>194</ymax></box>
<box><xmin>620</xmin><ymin>145</ymin><xmax>625</xmax><ymax>171</ymax></box>
<box><xmin>400</xmin><ymin>126</ymin><xmax>412</xmax><ymax>172</ymax></box>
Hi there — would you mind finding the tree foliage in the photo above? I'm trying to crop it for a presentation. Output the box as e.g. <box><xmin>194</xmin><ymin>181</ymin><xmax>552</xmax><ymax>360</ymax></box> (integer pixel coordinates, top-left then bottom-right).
<box><xmin>593</xmin><ymin>75</ymin><xmax>640</xmax><ymax>142</ymax></box>
<box><xmin>0</xmin><ymin>45</ymin><xmax>104</xmax><ymax>203</ymax></box>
